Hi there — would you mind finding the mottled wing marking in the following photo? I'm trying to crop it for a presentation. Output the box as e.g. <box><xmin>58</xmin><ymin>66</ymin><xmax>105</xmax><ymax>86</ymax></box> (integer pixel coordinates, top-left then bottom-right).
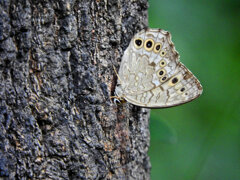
<box><xmin>116</xmin><ymin>28</ymin><xmax>202</xmax><ymax>108</ymax></box>
<box><xmin>118</xmin><ymin>31</ymin><xmax>155</xmax><ymax>95</ymax></box>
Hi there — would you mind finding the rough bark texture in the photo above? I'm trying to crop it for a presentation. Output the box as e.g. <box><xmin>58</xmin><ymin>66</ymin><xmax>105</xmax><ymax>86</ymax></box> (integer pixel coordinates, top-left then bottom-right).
<box><xmin>0</xmin><ymin>0</ymin><xmax>150</xmax><ymax>179</ymax></box>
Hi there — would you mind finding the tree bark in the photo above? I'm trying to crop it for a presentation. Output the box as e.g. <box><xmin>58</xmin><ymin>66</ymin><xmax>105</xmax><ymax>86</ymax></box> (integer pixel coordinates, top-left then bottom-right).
<box><xmin>0</xmin><ymin>0</ymin><xmax>150</xmax><ymax>179</ymax></box>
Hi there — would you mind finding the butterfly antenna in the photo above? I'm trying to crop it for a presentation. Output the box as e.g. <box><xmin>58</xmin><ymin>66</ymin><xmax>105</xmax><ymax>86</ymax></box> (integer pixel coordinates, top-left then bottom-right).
<box><xmin>112</xmin><ymin>64</ymin><xmax>123</xmax><ymax>85</ymax></box>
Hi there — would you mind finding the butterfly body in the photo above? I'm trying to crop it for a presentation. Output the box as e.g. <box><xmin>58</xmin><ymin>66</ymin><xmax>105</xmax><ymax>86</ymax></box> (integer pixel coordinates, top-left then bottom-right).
<box><xmin>115</xmin><ymin>28</ymin><xmax>202</xmax><ymax>108</ymax></box>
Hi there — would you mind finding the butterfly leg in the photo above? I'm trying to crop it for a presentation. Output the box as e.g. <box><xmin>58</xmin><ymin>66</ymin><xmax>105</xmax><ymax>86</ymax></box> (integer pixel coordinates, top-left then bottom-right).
<box><xmin>110</xmin><ymin>96</ymin><xmax>126</xmax><ymax>104</ymax></box>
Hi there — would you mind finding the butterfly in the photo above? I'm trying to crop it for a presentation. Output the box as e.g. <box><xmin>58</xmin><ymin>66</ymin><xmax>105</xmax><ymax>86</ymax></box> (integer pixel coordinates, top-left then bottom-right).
<box><xmin>114</xmin><ymin>28</ymin><xmax>203</xmax><ymax>108</ymax></box>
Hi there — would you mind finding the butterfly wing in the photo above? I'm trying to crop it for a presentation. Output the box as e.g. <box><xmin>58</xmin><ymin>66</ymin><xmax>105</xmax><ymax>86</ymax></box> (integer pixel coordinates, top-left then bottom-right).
<box><xmin>116</xmin><ymin>28</ymin><xmax>202</xmax><ymax>108</ymax></box>
<box><xmin>124</xmin><ymin>62</ymin><xmax>202</xmax><ymax>108</ymax></box>
<box><xmin>117</xmin><ymin>30</ymin><xmax>155</xmax><ymax>95</ymax></box>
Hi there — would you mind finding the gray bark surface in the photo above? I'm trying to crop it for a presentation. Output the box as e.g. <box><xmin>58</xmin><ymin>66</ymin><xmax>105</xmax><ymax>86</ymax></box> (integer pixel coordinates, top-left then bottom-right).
<box><xmin>0</xmin><ymin>0</ymin><xmax>150</xmax><ymax>179</ymax></box>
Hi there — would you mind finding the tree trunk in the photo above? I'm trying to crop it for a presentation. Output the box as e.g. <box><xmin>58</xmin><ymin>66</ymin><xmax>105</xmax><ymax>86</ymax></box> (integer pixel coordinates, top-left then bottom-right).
<box><xmin>0</xmin><ymin>0</ymin><xmax>150</xmax><ymax>179</ymax></box>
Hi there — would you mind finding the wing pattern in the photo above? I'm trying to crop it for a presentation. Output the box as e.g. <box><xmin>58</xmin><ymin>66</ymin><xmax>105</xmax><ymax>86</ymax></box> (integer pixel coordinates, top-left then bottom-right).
<box><xmin>115</xmin><ymin>29</ymin><xmax>202</xmax><ymax>108</ymax></box>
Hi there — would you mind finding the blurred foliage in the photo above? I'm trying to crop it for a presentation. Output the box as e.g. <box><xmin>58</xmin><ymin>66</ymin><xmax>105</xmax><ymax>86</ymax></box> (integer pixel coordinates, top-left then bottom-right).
<box><xmin>148</xmin><ymin>0</ymin><xmax>240</xmax><ymax>179</ymax></box>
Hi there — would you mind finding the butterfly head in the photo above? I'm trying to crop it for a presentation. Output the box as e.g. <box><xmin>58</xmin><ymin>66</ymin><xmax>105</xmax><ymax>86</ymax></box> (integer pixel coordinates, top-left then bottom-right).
<box><xmin>112</xmin><ymin>84</ymin><xmax>127</xmax><ymax>104</ymax></box>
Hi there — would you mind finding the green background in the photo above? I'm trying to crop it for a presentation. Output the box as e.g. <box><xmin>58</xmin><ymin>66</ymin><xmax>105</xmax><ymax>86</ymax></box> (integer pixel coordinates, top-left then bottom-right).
<box><xmin>148</xmin><ymin>0</ymin><xmax>240</xmax><ymax>179</ymax></box>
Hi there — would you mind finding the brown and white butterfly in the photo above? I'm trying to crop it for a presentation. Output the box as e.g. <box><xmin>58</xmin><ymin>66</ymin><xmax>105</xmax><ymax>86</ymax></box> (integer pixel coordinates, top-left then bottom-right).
<box><xmin>114</xmin><ymin>28</ymin><xmax>202</xmax><ymax>108</ymax></box>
